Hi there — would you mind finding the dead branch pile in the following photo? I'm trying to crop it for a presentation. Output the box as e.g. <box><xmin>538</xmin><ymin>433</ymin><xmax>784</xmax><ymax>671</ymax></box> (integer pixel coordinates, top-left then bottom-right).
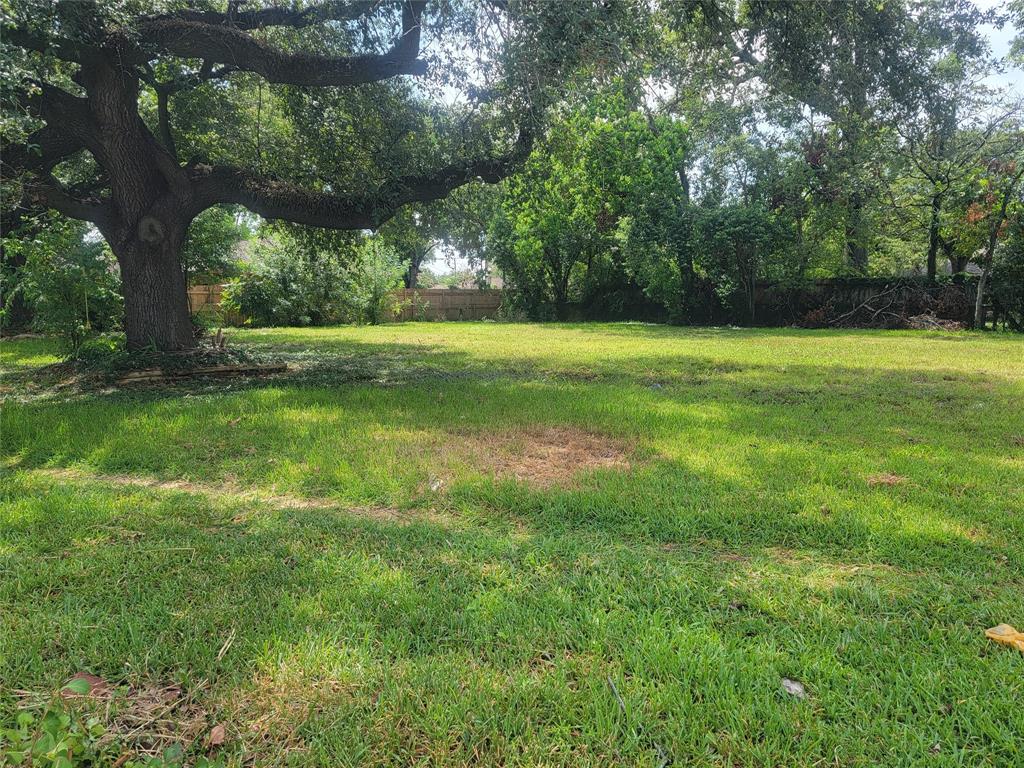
<box><xmin>799</xmin><ymin>282</ymin><xmax>969</xmax><ymax>329</ymax></box>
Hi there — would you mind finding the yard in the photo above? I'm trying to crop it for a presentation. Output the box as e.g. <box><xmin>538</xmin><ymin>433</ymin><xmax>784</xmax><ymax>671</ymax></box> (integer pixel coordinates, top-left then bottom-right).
<box><xmin>1</xmin><ymin>323</ymin><xmax>1022</xmax><ymax>766</ymax></box>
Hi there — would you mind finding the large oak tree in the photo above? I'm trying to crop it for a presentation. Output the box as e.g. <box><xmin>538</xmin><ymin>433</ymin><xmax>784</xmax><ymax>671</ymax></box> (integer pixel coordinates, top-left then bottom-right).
<box><xmin>1</xmin><ymin>0</ymin><xmax>631</xmax><ymax>349</ymax></box>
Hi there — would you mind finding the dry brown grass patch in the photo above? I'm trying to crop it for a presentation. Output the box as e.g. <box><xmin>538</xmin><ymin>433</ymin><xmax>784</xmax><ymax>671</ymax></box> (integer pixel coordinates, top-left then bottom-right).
<box><xmin>17</xmin><ymin>677</ymin><xmax>211</xmax><ymax>760</ymax></box>
<box><xmin>221</xmin><ymin>668</ymin><xmax>360</xmax><ymax>763</ymax></box>
<box><xmin>461</xmin><ymin>426</ymin><xmax>631</xmax><ymax>488</ymax></box>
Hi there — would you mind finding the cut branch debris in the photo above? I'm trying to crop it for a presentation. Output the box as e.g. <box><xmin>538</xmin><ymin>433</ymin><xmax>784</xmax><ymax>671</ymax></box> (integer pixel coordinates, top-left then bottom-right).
<box><xmin>117</xmin><ymin>363</ymin><xmax>287</xmax><ymax>385</ymax></box>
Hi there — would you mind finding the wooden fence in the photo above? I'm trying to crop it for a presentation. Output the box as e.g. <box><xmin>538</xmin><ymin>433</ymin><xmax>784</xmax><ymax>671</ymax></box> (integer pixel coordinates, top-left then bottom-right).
<box><xmin>392</xmin><ymin>289</ymin><xmax>503</xmax><ymax>321</ymax></box>
<box><xmin>187</xmin><ymin>284</ymin><xmax>225</xmax><ymax>314</ymax></box>
<box><xmin>187</xmin><ymin>284</ymin><xmax>504</xmax><ymax>323</ymax></box>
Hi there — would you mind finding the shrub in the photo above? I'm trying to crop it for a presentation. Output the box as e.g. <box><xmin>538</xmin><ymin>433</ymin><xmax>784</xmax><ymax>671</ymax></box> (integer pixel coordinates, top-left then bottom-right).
<box><xmin>7</xmin><ymin>218</ymin><xmax>123</xmax><ymax>353</ymax></box>
<box><xmin>341</xmin><ymin>240</ymin><xmax>408</xmax><ymax>324</ymax></box>
<box><xmin>990</xmin><ymin>219</ymin><xmax>1024</xmax><ymax>331</ymax></box>
<box><xmin>222</xmin><ymin>235</ymin><xmax>407</xmax><ymax>326</ymax></box>
<box><xmin>222</xmin><ymin>237</ymin><xmax>351</xmax><ymax>326</ymax></box>
<box><xmin>692</xmin><ymin>204</ymin><xmax>791</xmax><ymax>323</ymax></box>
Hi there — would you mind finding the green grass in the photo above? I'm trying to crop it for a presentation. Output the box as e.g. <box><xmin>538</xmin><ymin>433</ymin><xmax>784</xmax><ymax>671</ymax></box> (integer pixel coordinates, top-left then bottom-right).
<box><xmin>1</xmin><ymin>323</ymin><xmax>1023</xmax><ymax>766</ymax></box>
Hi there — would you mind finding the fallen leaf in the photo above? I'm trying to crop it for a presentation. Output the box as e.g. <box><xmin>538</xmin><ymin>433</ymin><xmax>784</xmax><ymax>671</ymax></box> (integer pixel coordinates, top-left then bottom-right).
<box><xmin>62</xmin><ymin>673</ymin><xmax>110</xmax><ymax>699</ymax></box>
<box><xmin>985</xmin><ymin>623</ymin><xmax>1024</xmax><ymax>652</ymax></box>
<box><xmin>157</xmin><ymin>683</ymin><xmax>183</xmax><ymax>703</ymax></box>
<box><xmin>781</xmin><ymin>678</ymin><xmax>808</xmax><ymax>699</ymax></box>
<box><xmin>208</xmin><ymin>723</ymin><xmax>226</xmax><ymax>746</ymax></box>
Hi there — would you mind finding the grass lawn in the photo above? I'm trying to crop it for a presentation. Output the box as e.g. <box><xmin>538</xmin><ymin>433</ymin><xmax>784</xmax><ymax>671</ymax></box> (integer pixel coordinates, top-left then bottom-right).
<box><xmin>1</xmin><ymin>323</ymin><xmax>1023</xmax><ymax>766</ymax></box>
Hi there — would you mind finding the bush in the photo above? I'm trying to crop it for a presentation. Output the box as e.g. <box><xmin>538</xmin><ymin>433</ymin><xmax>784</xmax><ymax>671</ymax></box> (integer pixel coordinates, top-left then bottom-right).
<box><xmin>692</xmin><ymin>204</ymin><xmax>791</xmax><ymax>323</ymax></box>
<box><xmin>6</xmin><ymin>218</ymin><xmax>123</xmax><ymax>353</ymax></box>
<box><xmin>222</xmin><ymin>237</ymin><xmax>351</xmax><ymax>326</ymax></box>
<box><xmin>341</xmin><ymin>240</ymin><xmax>407</xmax><ymax>324</ymax></box>
<box><xmin>74</xmin><ymin>333</ymin><xmax>129</xmax><ymax>369</ymax></box>
<box><xmin>223</xmin><ymin>235</ymin><xmax>406</xmax><ymax>326</ymax></box>
<box><xmin>991</xmin><ymin>219</ymin><xmax>1024</xmax><ymax>331</ymax></box>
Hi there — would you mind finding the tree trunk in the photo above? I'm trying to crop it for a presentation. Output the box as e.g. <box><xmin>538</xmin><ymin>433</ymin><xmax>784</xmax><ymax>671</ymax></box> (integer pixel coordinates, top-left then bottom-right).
<box><xmin>404</xmin><ymin>247</ymin><xmax>422</xmax><ymax>288</ymax></box>
<box><xmin>974</xmin><ymin>266</ymin><xmax>989</xmax><ymax>330</ymax></box>
<box><xmin>404</xmin><ymin>261</ymin><xmax>419</xmax><ymax>289</ymax></box>
<box><xmin>113</xmin><ymin>222</ymin><xmax>195</xmax><ymax>350</ymax></box>
<box><xmin>973</xmin><ymin>167</ymin><xmax>1024</xmax><ymax>330</ymax></box>
<box><xmin>845</xmin><ymin>193</ymin><xmax>868</xmax><ymax>273</ymax></box>
<box><xmin>926</xmin><ymin>193</ymin><xmax>941</xmax><ymax>281</ymax></box>
<box><xmin>945</xmin><ymin>240</ymin><xmax>968</xmax><ymax>279</ymax></box>
<box><xmin>553</xmin><ymin>269</ymin><xmax>570</xmax><ymax>320</ymax></box>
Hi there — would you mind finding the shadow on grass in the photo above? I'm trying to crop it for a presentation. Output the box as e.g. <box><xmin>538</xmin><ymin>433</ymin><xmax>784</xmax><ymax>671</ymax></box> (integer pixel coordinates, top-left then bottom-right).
<box><xmin>3</xmin><ymin>330</ymin><xmax>1023</xmax><ymax>763</ymax></box>
<box><xmin>2</xmin><ymin>464</ymin><xmax>1021</xmax><ymax>765</ymax></box>
<box><xmin>3</xmin><ymin>346</ymin><xmax>1020</xmax><ymax>570</ymax></box>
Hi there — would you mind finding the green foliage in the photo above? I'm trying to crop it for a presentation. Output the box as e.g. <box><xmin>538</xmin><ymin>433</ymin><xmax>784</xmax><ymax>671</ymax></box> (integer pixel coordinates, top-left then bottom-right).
<box><xmin>492</xmin><ymin>88</ymin><xmax>688</xmax><ymax>319</ymax></box>
<box><xmin>4</xmin><ymin>217</ymin><xmax>122</xmax><ymax>353</ymax></box>
<box><xmin>342</xmin><ymin>239</ymin><xmax>408</xmax><ymax>325</ymax></box>
<box><xmin>222</xmin><ymin>232</ymin><xmax>357</xmax><ymax>327</ymax></box>
<box><xmin>223</xmin><ymin>231</ymin><xmax>405</xmax><ymax>326</ymax></box>
<box><xmin>493</xmin><ymin>86</ymin><xmax>815</xmax><ymax>323</ymax></box>
<box><xmin>991</xmin><ymin>216</ymin><xmax>1024</xmax><ymax>331</ymax></box>
<box><xmin>3</xmin><ymin>0</ymin><xmax>1023</xmax><ymax>334</ymax></box>
<box><xmin>1</xmin><ymin>697</ymin><xmax>227</xmax><ymax>767</ymax></box>
<box><xmin>691</xmin><ymin>204</ymin><xmax>792</xmax><ymax>322</ymax></box>
<box><xmin>181</xmin><ymin>207</ymin><xmax>249</xmax><ymax>283</ymax></box>
<box><xmin>2</xmin><ymin>702</ymin><xmax>111</xmax><ymax>767</ymax></box>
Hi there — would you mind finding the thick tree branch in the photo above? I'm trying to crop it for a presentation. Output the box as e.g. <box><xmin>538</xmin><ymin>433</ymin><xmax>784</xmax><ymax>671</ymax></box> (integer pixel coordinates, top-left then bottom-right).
<box><xmin>11</xmin><ymin>82</ymin><xmax>111</xmax><ymax>173</ymax></box>
<box><xmin>191</xmin><ymin>129</ymin><xmax>532</xmax><ymax>229</ymax></box>
<box><xmin>4</xmin><ymin>25</ymin><xmax>97</xmax><ymax>64</ymax></box>
<box><xmin>137</xmin><ymin>1</ymin><xmax>427</xmax><ymax>87</ymax></box>
<box><xmin>144</xmin><ymin>1</ymin><xmax>379</xmax><ymax>30</ymax></box>
<box><xmin>1</xmin><ymin>125</ymin><xmax>84</xmax><ymax>176</ymax></box>
<box><xmin>22</xmin><ymin>173</ymin><xmax>111</xmax><ymax>225</ymax></box>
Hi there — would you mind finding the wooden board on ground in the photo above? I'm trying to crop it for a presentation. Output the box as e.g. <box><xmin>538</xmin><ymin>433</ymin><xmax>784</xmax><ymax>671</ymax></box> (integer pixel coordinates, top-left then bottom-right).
<box><xmin>117</xmin><ymin>363</ymin><xmax>287</xmax><ymax>385</ymax></box>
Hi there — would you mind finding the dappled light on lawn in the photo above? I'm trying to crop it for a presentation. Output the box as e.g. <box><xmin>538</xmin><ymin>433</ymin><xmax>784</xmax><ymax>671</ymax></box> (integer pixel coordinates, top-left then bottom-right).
<box><xmin>1</xmin><ymin>323</ymin><xmax>1022</xmax><ymax>766</ymax></box>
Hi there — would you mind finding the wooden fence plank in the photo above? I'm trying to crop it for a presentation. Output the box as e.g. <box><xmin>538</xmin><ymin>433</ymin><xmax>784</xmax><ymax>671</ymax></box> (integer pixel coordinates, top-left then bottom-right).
<box><xmin>187</xmin><ymin>285</ymin><xmax>505</xmax><ymax>324</ymax></box>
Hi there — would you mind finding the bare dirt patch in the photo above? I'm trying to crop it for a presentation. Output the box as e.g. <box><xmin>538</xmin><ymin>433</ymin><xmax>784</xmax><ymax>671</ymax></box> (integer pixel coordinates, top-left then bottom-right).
<box><xmin>466</xmin><ymin>426</ymin><xmax>631</xmax><ymax>488</ymax></box>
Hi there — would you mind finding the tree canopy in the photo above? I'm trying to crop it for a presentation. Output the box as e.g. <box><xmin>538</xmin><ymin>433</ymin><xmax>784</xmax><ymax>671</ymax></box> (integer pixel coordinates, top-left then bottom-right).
<box><xmin>3</xmin><ymin>1</ymin><xmax>1024</xmax><ymax>344</ymax></box>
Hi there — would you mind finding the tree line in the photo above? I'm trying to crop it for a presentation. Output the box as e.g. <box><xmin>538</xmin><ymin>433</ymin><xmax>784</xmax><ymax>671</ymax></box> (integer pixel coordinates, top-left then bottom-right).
<box><xmin>3</xmin><ymin>1</ymin><xmax>1024</xmax><ymax>349</ymax></box>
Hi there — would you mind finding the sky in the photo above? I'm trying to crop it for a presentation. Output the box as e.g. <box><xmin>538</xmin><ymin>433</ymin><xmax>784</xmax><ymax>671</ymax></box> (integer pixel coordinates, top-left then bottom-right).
<box><xmin>978</xmin><ymin>0</ymin><xmax>1024</xmax><ymax>96</ymax></box>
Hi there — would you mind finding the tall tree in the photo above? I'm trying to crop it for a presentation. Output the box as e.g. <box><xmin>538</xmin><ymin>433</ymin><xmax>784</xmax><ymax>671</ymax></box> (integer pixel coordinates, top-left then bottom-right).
<box><xmin>736</xmin><ymin>0</ymin><xmax>928</xmax><ymax>272</ymax></box>
<box><xmin>1</xmin><ymin>0</ymin><xmax>632</xmax><ymax>349</ymax></box>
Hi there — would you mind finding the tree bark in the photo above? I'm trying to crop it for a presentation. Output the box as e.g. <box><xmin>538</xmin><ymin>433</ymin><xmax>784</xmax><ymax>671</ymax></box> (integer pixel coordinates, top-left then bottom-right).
<box><xmin>845</xmin><ymin>193</ymin><xmax>868</xmax><ymax>273</ymax></box>
<box><xmin>112</xmin><ymin>219</ymin><xmax>195</xmax><ymax>351</ymax></box>
<box><xmin>944</xmin><ymin>240</ymin><xmax>968</xmax><ymax>278</ymax></box>
<box><xmin>405</xmin><ymin>260</ymin><xmax>420</xmax><ymax>289</ymax></box>
<box><xmin>926</xmin><ymin>192</ymin><xmax>941</xmax><ymax>281</ymax></box>
<box><xmin>973</xmin><ymin>266</ymin><xmax>989</xmax><ymax>330</ymax></box>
